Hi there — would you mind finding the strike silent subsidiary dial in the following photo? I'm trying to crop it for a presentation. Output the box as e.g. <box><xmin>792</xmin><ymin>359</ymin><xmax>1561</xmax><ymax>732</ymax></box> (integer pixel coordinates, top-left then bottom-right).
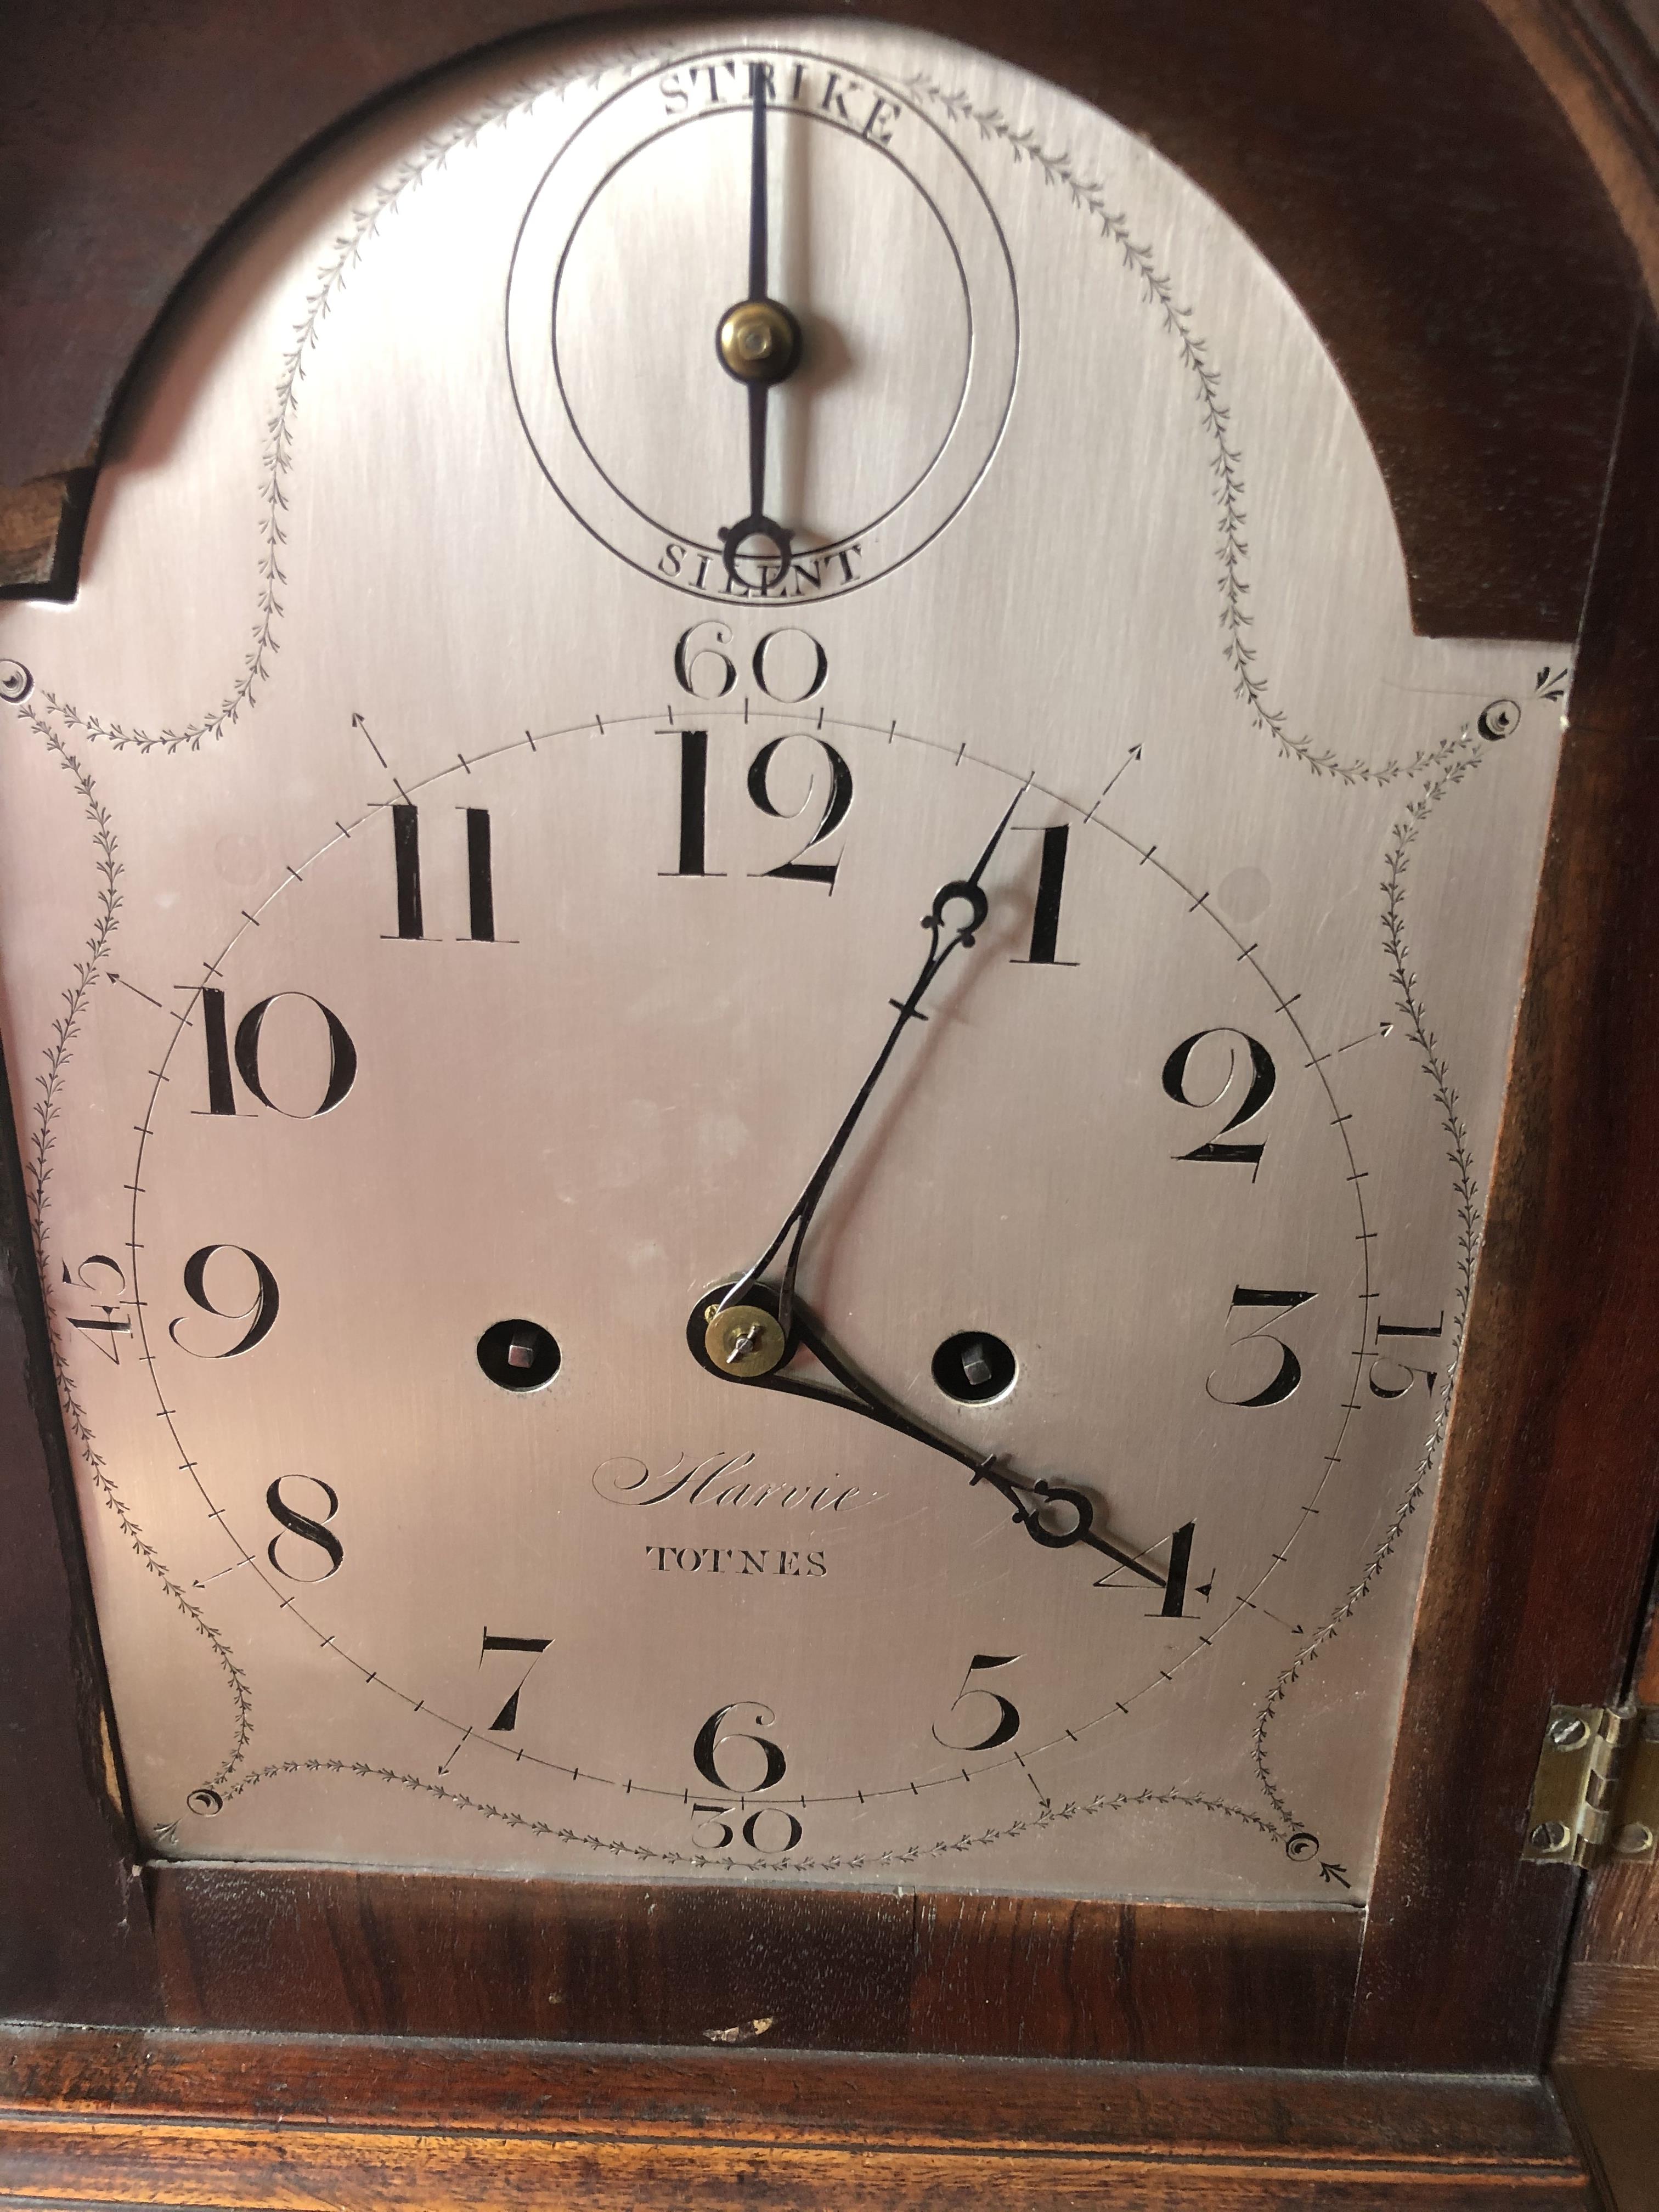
<box><xmin>506</xmin><ymin>46</ymin><xmax>1019</xmax><ymax>602</ymax></box>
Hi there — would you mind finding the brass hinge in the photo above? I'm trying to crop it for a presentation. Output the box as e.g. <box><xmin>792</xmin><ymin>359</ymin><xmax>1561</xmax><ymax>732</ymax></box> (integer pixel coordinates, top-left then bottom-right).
<box><xmin>1522</xmin><ymin>1704</ymin><xmax>1659</xmax><ymax>1868</ymax></box>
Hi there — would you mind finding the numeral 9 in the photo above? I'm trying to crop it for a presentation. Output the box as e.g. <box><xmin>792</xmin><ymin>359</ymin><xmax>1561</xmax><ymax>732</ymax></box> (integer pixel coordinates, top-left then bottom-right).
<box><xmin>170</xmin><ymin>1244</ymin><xmax>279</xmax><ymax>1357</ymax></box>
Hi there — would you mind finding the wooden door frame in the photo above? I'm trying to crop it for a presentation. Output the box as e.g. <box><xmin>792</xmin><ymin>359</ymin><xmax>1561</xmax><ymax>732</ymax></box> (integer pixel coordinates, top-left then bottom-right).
<box><xmin>2</xmin><ymin>0</ymin><xmax>1657</xmax><ymax>2079</ymax></box>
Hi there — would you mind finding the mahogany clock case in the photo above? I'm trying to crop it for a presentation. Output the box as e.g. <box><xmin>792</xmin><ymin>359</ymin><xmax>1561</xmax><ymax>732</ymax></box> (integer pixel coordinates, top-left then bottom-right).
<box><xmin>1</xmin><ymin>0</ymin><xmax>1656</xmax><ymax>2117</ymax></box>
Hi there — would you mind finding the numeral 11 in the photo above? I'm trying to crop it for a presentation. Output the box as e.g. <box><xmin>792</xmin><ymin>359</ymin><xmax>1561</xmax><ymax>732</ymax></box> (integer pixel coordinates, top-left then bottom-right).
<box><xmin>390</xmin><ymin>804</ymin><xmax>496</xmax><ymax>941</ymax></box>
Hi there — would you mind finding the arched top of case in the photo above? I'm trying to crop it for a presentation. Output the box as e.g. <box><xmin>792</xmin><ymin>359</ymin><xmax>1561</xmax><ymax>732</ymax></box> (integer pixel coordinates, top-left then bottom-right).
<box><xmin>0</xmin><ymin>0</ymin><xmax>1646</xmax><ymax>637</ymax></box>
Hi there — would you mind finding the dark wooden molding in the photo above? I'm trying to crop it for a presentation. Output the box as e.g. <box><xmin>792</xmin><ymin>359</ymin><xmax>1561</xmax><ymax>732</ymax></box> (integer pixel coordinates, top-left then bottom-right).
<box><xmin>1487</xmin><ymin>0</ymin><xmax>1659</xmax><ymax>304</ymax></box>
<box><xmin>0</xmin><ymin>2025</ymin><xmax>1600</xmax><ymax>2208</ymax></box>
<box><xmin>0</xmin><ymin>472</ymin><xmax>92</xmax><ymax>597</ymax></box>
<box><xmin>0</xmin><ymin>1030</ymin><xmax>160</xmax><ymax>2027</ymax></box>
<box><xmin>0</xmin><ymin>0</ymin><xmax>1641</xmax><ymax>634</ymax></box>
<box><xmin>1347</xmin><ymin>312</ymin><xmax>1659</xmax><ymax>2072</ymax></box>
<box><xmin>1549</xmin><ymin>1536</ymin><xmax>1659</xmax><ymax>2207</ymax></box>
<box><xmin>148</xmin><ymin>1864</ymin><xmax>1359</xmax><ymax>2062</ymax></box>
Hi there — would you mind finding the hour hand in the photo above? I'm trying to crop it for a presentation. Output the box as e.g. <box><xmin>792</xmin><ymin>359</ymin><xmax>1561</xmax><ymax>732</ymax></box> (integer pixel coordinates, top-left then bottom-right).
<box><xmin>686</xmin><ymin>1283</ymin><xmax>1175</xmax><ymax>1594</ymax></box>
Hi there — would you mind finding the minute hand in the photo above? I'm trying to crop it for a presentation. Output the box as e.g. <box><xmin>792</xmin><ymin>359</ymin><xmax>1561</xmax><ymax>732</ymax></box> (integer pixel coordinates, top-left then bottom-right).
<box><xmin>722</xmin><ymin>780</ymin><xmax>1029</xmax><ymax>1334</ymax></box>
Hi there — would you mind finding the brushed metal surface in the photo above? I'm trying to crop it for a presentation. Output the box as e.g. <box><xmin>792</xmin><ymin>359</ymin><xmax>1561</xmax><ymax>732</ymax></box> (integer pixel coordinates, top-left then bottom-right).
<box><xmin>0</xmin><ymin>20</ymin><xmax>1570</xmax><ymax>1901</ymax></box>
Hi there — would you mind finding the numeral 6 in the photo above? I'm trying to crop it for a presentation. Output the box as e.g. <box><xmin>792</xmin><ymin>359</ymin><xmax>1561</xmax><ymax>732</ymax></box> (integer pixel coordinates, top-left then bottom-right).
<box><xmin>693</xmin><ymin>1702</ymin><xmax>787</xmax><ymax>1793</ymax></box>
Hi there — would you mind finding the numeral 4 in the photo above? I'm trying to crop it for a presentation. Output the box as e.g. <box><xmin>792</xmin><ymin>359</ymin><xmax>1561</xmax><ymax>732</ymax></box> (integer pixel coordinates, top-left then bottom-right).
<box><xmin>63</xmin><ymin>1254</ymin><xmax>132</xmax><ymax>1362</ymax></box>
<box><xmin>1092</xmin><ymin>1522</ymin><xmax>1198</xmax><ymax>1616</ymax></box>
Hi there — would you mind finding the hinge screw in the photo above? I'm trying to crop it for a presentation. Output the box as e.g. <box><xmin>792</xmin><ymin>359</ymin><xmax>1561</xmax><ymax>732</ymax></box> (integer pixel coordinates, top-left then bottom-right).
<box><xmin>1530</xmin><ymin>1821</ymin><xmax>1571</xmax><ymax>1853</ymax></box>
<box><xmin>1548</xmin><ymin>1715</ymin><xmax>1590</xmax><ymax>1750</ymax></box>
<box><xmin>1613</xmin><ymin>1823</ymin><xmax>1655</xmax><ymax>1857</ymax></box>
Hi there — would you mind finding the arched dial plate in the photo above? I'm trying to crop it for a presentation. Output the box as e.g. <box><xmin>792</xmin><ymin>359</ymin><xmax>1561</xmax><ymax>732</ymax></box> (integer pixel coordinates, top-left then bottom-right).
<box><xmin>0</xmin><ymin>19</ymin><xmax>1570</xmax><ymax>1899</ymax></box>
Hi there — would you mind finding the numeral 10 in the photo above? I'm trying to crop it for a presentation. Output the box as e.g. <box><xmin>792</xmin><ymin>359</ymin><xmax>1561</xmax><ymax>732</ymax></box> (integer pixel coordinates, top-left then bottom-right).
<box><xmin>193</xmin><ymin>988</ymin><xmax>357</xmax><ymax>1118</ymax></box>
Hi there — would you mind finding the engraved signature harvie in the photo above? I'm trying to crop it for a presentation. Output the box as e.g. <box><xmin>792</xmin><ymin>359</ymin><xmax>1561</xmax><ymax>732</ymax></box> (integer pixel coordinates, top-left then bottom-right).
<box><xmin>592</xmin><ymin>1451</ymin><xmax>883</xmax><ymax>1514</ymax></box>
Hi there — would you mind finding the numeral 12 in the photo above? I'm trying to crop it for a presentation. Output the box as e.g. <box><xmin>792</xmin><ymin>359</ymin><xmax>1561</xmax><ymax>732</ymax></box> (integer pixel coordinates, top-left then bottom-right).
<box><xmin>662</xmin><ymin>729</ymin><xmax>852</xmax><ymax>888</ymax></box>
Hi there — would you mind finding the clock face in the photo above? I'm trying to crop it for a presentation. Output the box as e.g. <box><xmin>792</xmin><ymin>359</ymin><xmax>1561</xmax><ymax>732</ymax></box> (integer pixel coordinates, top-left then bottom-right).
<box><xmin>0</xmin><ymin>18</ymin><xmax>1570</xmax><ymax>1900</ymax></box>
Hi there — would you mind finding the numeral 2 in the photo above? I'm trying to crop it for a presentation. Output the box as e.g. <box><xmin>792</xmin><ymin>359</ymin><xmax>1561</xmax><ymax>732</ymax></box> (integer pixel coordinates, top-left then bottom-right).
<box><xmin>1163</xmin><ymin>1030</ymin><xmax>1277</xmax><ymax>1173</ymax></box>
<box><xmin>747</xmin><ymin>736</ymin><xmax>853</xmax><ymax>888</ymax></box>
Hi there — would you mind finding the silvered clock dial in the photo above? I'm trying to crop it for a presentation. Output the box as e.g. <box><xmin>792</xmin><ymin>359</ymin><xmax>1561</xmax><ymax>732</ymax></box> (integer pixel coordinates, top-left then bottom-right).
<box><xmin>0</xmin><ymin>18</ymin><xmax>1571</xmax><ymax>1901</ymax></box>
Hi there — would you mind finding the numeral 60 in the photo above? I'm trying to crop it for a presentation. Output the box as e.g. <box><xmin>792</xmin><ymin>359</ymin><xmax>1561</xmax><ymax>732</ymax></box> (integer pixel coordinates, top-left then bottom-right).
<box><xmin>674</xmin><ymin>622</ymin><xmax>827</xmax><ymax>703</ymax></box>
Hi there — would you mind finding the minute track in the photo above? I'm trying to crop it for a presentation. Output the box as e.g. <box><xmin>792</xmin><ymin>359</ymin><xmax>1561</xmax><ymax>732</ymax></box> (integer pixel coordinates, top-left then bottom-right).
<box><xmin>106</xmin><ymin>698</ymin><xmax>1373</xmax><ymax>1845</ymax></box>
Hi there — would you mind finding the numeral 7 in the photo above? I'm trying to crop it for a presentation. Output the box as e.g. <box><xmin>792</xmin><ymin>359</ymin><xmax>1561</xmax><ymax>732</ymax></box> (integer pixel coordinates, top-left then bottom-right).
<box><xmin>479</xmin><ymin>1630</ymin><xmax>551</xmax><ymax>1731</ymax></box>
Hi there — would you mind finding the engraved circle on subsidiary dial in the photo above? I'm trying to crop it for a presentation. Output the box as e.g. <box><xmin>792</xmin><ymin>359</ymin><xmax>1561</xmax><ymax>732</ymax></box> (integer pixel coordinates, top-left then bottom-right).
<box><xmin>506</xmin><ymin>47</ymin><xmax>1019</xmax><ymax>600</ymax></box>
<box><xmin>128</xmin><ymin>706</ymin><xmax>1370</xmax><ymax>1826</ymax></box>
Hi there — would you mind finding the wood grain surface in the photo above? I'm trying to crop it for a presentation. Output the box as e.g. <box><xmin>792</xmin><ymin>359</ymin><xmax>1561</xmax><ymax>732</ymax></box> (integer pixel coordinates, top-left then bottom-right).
<box><xmin>1554</xmin><ymin>2061</ymin><xmax>1659</xmax><ymax>2212</ymax></box>
<box><xmin>0</xmin><ymin>2025</ymin><xmax>1600</xmax><ymax>2209</ymax></box>
<box><xmin>1488</xmin><ymin>0</ymin><xmax>1659</xmax><ymax>301</ymax></box>
<box><xmin>149</xmin><ymin>1865</ymin><xmax>1360</xmax><ymax>2062</ymax></box>
<box><xmin>1347</xmin><ymin>310</ymin><xmax>1659</xmax><ymax>2072</ymax></box>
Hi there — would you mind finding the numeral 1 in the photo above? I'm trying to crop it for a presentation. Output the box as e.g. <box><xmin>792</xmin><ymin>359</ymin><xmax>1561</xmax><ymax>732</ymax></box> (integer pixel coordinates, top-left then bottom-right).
<box><xmin>465</xmin><ymin>810</ymin><xmax>495</xmax><ymax>941</ymax></box>
<box><xmin>662</xmin><ymin>729</ymin><xmax>721</xmax><ymax>877</ymax></box>
<box><xmin>389</xmin><ymin>803</ymin><xmax>497</xmax><ymax>940</ymax></box>
<box><xmin>1369</xmin><ymin>1311</ymin><xmax>1444</xmax><ymax>1400</ymax></box>
<box><xmin>1011</xmin><ymin>824</ymin><xmax>1077</xmax><ymax>966</ymax></box>
<box><xmin>201</xmin><ymin>986</ymin><xmax>236</xmax><ymax>1116</ymax></box>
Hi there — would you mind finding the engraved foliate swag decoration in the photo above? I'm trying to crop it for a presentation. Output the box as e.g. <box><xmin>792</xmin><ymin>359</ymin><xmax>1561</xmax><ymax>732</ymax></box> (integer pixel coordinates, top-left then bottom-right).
<box><xmin>0</xmin><ymin>20</ymin><xmax>1569</xmax><ymax>1897</ymax></box>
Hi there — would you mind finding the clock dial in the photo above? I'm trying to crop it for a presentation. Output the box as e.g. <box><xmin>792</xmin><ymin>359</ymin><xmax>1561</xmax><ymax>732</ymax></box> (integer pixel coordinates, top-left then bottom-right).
<box><xmin>0</xmin><ymin>19</ymin><xmax>1570</xmax><ymax>1900</ymax></box>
